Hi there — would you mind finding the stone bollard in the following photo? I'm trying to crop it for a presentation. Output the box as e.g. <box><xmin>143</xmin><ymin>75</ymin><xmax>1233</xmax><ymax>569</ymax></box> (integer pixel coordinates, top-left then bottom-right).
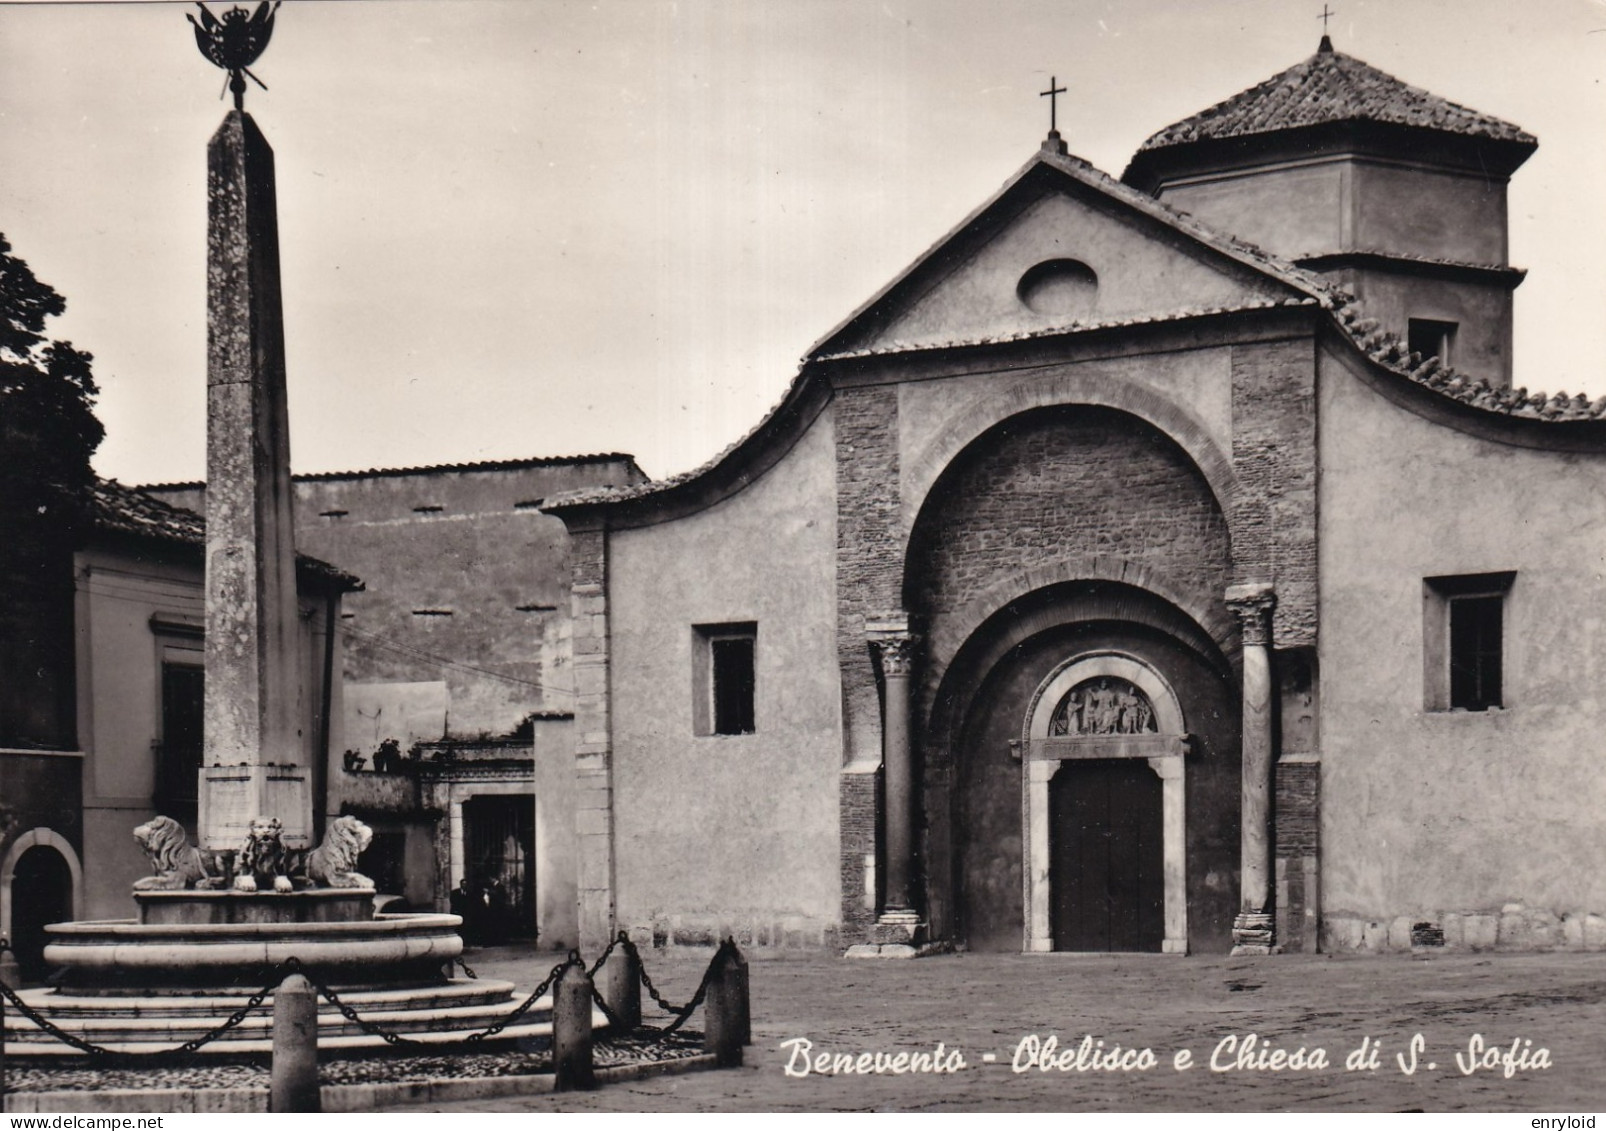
<box><xmin>702</xmin><ymin>944</ymin><xmax>743</xmax><ymax>1068</ymax></box>
<box><xmin>270</xmin><ymin>973</ymin><xmax>320</xmax><ymax>1113</ymax></box>
<box><xmin>601</xmin><ymin>942</ymin><xmax>642</xmax><ymax>1032</ymax></box>
<box><xmin>0</xmin><ymin>948</ymin><xmax>20</xmax><ymax>991</ymax></box>
<box><xmin>731</xmin><ymin>943</ymin><xmax>750</xmax><ymax>1046</ymax></box>
<box><xmin>553</xmin><ymin>961</ymin><xmax>597</xmax><ymax>1091</ymax></box>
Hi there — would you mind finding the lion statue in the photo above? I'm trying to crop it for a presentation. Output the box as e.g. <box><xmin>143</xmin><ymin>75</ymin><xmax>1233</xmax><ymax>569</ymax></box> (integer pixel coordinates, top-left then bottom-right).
<box><xmin>132</xmin><ymin>816</ymin><xmax>212</xmax><ymax>891</ymax></box>
<box><xmin>234</xmin><ymin>816</ymin><xmax>294</xmax><ymax>893</ymax></box>
<box><xmin>305</xmin><ymin>815</ymin><xmax>375</xmax><ymax>890</ymax></box>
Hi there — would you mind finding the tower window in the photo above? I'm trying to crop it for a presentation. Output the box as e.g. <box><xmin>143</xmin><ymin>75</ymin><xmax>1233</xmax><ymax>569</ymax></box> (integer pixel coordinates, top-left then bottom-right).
<box><xmin>1423</xmin><ymin>572</ymin><xmax>1514</xmax><ymax>712</ymax></box>
<box><xmin>1408</xmin><ymin>319</ymin><xmax>1458</xmax><ymax>366</ymax></box>
<box><xmin>693</xmin><ymin>623</ymin><xmax>757</xmax><ymax>736</ymax></box>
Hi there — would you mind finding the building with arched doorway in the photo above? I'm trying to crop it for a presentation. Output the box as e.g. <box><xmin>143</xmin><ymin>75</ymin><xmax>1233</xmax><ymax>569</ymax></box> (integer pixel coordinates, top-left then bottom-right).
<box><xmin>546</xmin><ymin>39</ymin><xmax>1606</xmax><ymax>957</ymax></box>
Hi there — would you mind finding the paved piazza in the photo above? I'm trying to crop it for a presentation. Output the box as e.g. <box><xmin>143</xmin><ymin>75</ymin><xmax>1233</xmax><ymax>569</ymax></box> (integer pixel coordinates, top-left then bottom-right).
<box><xmin>383</xmin><ymin>944</ymin><xmax>1606</xmax><ymax>1113</ymax></box>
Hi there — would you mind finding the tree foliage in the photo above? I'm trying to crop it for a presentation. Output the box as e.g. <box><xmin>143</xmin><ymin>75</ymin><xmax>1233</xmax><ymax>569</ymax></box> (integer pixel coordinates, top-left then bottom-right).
<box><xmin>0</xmin><ymin>233</ymin><xmax>104</xmax><ymax>542</ymax></box>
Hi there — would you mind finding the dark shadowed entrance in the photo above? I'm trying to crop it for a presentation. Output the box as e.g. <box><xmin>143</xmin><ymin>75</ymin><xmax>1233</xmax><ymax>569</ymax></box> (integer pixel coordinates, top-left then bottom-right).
<box><xmin>1049</xmin><ymin>759</ymin><xmax>1164</xmax><ymax>951</ymax></box>
<box><xmin>11</xmin><ymin>845</ymin><xmax>72</xmax><ymax>983</ymax></box>
<box><xmin>463</xmin><ymin>795</ymin><xmax>536</xmax><ymax>944</ymax></box>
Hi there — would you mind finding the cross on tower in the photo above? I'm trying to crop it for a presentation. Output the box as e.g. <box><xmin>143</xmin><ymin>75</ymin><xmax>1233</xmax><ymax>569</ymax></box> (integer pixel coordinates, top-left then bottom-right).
<box><xmin>1040</xmin><ymin>75</ymin><xmax>1067</xmax><ymax>134</ymax></box>
<box><xmin>1318</xmin><ymin>4</ymin><xmax>1335</xmax><ymax>32</ymax></box>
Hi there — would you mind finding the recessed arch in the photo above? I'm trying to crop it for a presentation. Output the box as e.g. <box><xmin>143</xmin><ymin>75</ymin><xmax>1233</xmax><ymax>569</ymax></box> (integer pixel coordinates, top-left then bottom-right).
<box><xmin>922</xmin><ymin>557</ymin><xmax>1236</xmax><ymax>695</ymax></box>
<box><xmin>901</xmin><ymin>370</ymin><xmax>1237</xmax><ymax>542</ymax></box>
<box><xmin>1</xmin><ymin>827</ymin><xmax>84</xmax><ymax>952</ymax></box>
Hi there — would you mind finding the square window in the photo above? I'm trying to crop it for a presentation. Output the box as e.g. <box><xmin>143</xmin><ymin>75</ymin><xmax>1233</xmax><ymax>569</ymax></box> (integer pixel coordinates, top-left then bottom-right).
<box><xmin>693</xmin><ymin>623</ymin><xmax>756</xmax><ymax>735</ymax></box>
<box><xmin>1408</xmin><ymin>318</ymin><xmax>1457</xmax><ymax>366</ymax></box>
<box><xmin>1423</xmin><ymin>572</ymin><xmax>1514</xmax><ymax>712</ymax></box>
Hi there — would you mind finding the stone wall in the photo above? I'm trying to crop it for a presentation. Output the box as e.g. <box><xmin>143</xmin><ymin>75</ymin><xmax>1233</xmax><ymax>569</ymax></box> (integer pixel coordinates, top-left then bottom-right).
<box><xmin>148</xmin><ymin>456</ymin><xmax>644</xmax><ymax>740</ymax></box>
<box><xmin>1229</xmin><ymin>337</ymin><xmax>1318</xmax><ymax>645</ymax></box>
<box><xmin>906</xmin><ymin>404</ymin><xmax>1232</xmax><ymax>625</ymax></box>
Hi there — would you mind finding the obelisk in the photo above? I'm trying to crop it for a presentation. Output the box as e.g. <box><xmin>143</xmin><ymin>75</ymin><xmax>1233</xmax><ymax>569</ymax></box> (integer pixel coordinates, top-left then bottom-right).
<box><xmin>196</xmin><ymin>108</ymin><xmax>312</xmax><ymax>854</ymax></box>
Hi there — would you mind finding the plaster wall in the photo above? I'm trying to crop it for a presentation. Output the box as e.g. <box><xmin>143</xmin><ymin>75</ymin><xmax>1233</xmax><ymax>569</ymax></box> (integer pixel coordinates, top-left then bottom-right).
<box><xmin>1156</xmin><ymin>159</ymin><xmax>1507</xmax><ymax>265</ymax></box>
<box><xmin>608</xmin><ymin>412</ymin><xmax>841</xmax><ymax>944</ymax></box>
<box><xmin>1157</xmin><ymin>161</ymin><xmax>1345</xmax><ymax>259</ymax></box>
<box><xmin>531</xmin><ymin>715</ymin><xmax>578</xmax><ymax>948</ymax></box>
<box><xmin>872</xmin><ymin>192</ymin><xmax>1289</xmax><ymax>352</ymax></box>
<box><xmin>1336</xmin><ymin>268</ymin><xmax>1513</xmax><ymax>389</ymax></box>
<box><xmin>74</xmin><ymin>544</ymin><xmax>333</xmax><ymax>920</ymax></box>
<box><xmin>1350</xmin><ymin>162</ymin><xmax>1507</xmax><ymax>264</ymax></box>
<box><xmin>1318</xmin><ymin>348</ymin><xmax>1606</xmax><ymax>950</ymax></box>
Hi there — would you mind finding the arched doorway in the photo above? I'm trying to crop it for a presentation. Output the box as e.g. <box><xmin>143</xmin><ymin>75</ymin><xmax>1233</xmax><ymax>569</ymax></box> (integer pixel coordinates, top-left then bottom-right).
<box><xmin>1024</xmin><ymin>653</ymin><xmax>1186</xmax><ymax>953</ymax></box>
<box><xmin>11</xmin><ymin>845</ymin><xmax>72</xmax><ymax>983</ymax></box>
<box><xmin>942</xmin><ymin>607</ymin><xmax>1240</xmax><ymax>954</ymax></box>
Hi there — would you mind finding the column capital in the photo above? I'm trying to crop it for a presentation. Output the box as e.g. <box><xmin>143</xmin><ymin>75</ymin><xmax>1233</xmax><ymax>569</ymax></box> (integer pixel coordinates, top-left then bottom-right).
<box><xmin>866</xmin><ymin>610</ymin><xmax>920</xmax><ymax>676</ymax></box>
<box><xmin>1225</xmin><ymin>582</ymin><xmax>1276</xmax><ymax>647</ymax></box>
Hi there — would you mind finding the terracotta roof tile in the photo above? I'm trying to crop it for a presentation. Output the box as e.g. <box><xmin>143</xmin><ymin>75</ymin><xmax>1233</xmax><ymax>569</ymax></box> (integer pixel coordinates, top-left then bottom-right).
<box><xmin>1137</xmin><ymin>41</ymin><xmax>1535</xmax><ymax>152</ymax></box>
<box><xmin>92</xmin><ymin>478</ymin><xmax>362</xmax><ymax>589</ymax></box>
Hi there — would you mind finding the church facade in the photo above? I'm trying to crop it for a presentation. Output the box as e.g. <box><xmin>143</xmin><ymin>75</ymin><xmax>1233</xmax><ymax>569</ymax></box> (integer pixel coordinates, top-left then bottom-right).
<box><xmin>548</xmin><ymin>40</ymin><xmax>1606</xmax><ymax>957</ymax></box>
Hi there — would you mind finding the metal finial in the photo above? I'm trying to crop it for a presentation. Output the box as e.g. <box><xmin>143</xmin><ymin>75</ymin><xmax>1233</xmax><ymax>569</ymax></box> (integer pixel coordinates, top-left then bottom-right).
<box><xmin>187</xmin><ymin>1</ymin><xmax>281</xmax><ymax>111</ymax></box>
<box><xmin>1040</xmin><ymin>75</ymin><xmax>1068</xmax><ymax>135</ymax></box>
<box><xmin>1317</xmin><ymin>4</ymin><xmax>1335</xmax><ymax>51</ymax></box>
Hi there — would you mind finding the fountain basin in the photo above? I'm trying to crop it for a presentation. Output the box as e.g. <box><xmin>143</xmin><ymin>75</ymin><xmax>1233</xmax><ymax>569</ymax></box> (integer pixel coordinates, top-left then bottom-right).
<box><xmin>43</xmin><ymin>912</ymin><xmax>463</xmax><ymax>993</ymax></box>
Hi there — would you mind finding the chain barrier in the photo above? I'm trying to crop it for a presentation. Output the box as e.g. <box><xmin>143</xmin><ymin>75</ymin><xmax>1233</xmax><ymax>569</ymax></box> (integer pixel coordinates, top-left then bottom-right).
<box><xmin>579</xmin><ymin>932</ymin><xmax>731</xmax><ymax>1042</ymax></box>
<box><xmin>1</xmin><ymin>932</ymin><xmax>733</xmax><ymax>1060</ymax></box>
<box><xmin>299</xmin><ymin>953</ymin><xmax>571</xmax><ymax>1050</ymax></box>
<box><xmin>454</xmin><ymin>955</ymin><xmax>479</xmax><ymax>980</ymax></box>
<box><xmin>0</xmin><ymin>940</ymin><xmax>289</xmax><ymax>1061</ymax></box>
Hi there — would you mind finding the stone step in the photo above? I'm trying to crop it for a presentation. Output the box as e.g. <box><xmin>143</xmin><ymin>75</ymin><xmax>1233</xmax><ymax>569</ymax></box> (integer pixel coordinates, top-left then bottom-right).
<box><xmin>3</xmin><ymin>988</ymin><xmax>607</xmax><ymax>1055</ymax></box>
<box><xmin>11</xmin><ymin>979</ymin><xmax>521</xmax><ymax>1017</ymax></box>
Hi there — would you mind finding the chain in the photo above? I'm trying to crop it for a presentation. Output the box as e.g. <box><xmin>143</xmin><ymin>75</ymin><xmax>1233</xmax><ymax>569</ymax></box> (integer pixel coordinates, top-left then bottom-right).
<box><xmin>0</xmin><ymin>945</ymin><xmax>289</xmax><ymax>1060</ymax></box>
<box><xmin>454</xmin><ymin>956</ymin><xmax>479</xmax><ymax>980</ymax></box>
<box><xmin>614</xmin><ymin>934</ymin><xmax>735</xmax><ymax>1038</ymax></box>
<box><xmin>301</xmin><ymin>955</ymin><xmax>570</xmax><ymax>1050</ymax></box>
<box><xmin>585</xmin><ymin>932</ymin><xmax>620</xmax><ymax>980</ymax></box>
<box><xmin>0</xmin><ymin>933</ymin><xmax>728</xmax><ymax>1059</ymax></box>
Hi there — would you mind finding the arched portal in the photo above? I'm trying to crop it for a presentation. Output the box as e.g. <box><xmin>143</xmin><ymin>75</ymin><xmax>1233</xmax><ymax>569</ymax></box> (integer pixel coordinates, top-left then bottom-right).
<box><xmin>938</xmin><ymin>599</ymin><xmax>1240</xmax><ymax>954</ymax></box>
<box><xmin>9</xmin><ymin>844</ymin><xmax>73</xmax><ymax>982</ymax></box>
<box><xmin>1022</xmin><ymin>652</ymin><xmax>1187</xmax><ymax>953</ymax></box>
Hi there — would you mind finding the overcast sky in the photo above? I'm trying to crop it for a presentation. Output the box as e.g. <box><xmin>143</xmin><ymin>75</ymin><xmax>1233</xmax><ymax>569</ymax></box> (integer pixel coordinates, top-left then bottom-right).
<box><xmin>3</xmin><ymin>0</ymin><xmax>1605</xmax><ymax>486</ymax></box>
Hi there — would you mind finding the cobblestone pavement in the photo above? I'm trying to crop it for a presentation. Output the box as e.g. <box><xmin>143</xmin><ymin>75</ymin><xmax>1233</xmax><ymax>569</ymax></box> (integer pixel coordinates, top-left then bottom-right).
<box><xmin>378</xmin><ymin>944</ymin><xmax>1606</xmax><ymax>1113</ymax></box>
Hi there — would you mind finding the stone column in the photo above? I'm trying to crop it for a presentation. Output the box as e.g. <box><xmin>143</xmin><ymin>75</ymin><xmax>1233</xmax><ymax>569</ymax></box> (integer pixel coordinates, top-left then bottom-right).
<box><xmin>866</xmin><ymin>612</ymin><xmax>921</xmax><ymax>943</ymax></box>
<box><xmin>199</xmin><ymin>110</ymin><xmax>310</xmax><ymax>853</ymax></box>
<box><xmin>1227</xmin><ymin>582</ymin><xmax>1276</xmax><ymax>954</ymax></box>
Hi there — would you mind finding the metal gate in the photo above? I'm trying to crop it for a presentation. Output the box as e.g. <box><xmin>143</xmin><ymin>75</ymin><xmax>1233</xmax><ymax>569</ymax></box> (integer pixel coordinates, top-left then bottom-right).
<box><xmin>461</xmin><ymin>795</ymin><xmax>536</xmax><ymax>943</ymax></box>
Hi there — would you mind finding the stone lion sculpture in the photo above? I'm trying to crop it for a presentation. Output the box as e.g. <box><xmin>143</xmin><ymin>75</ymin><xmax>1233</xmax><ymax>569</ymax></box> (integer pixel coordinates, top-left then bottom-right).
<box><xmin>132</xmin><ymin>816</ymin><xmax>212</xmax><ymax>891</ymax></box>
<box><xmin>305</xmin><ymin>815</ymin><xmax>375</xmax><ymax>890</ymax></box>
<box><xmin>234</xmin><ymin>816</ymin><xmax>294</xmax><ymax>893</ymax></box>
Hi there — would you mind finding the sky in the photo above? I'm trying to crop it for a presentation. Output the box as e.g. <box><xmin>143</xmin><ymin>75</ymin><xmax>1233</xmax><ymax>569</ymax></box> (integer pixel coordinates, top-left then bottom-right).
<box><xmin>3</xmin><ymin>0</ymin><xmax>1606</xmax><ymax>486</ymax></box>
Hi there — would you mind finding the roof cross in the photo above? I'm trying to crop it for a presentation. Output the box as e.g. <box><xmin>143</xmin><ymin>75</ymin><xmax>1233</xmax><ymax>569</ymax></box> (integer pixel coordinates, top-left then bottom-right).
<box><xmin>1040</xmin><ymin>75</ymin><xmax>1068</xmax><ymax>134</ymax></box>
<box><xmin>1318</xmin><ymin>4</ymin><xmax>1335</xmax><ymax>31</ymax></box>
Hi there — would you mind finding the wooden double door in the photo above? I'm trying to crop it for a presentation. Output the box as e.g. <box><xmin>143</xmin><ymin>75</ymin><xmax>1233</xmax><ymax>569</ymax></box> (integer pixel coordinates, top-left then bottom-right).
<box><xmin>1048</xmin><ymin>758</ymin><xmax>1164</xmax><ymax>952</ymax></box>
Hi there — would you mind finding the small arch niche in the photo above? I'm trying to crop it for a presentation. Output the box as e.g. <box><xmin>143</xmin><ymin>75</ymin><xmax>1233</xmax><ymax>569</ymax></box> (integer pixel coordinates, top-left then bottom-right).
<box><xmin>1017</xmin><ymin>258</ymin><xmax>1098</xmax><ymax>319</ymax></box>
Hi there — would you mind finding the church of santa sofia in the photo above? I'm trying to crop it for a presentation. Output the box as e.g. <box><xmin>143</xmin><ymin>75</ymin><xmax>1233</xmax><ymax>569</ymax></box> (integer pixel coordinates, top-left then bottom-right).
<box><xmin>544</xmin><ymin>38</ymin><xmax>1606</xmax><ymax>958</ymax></box>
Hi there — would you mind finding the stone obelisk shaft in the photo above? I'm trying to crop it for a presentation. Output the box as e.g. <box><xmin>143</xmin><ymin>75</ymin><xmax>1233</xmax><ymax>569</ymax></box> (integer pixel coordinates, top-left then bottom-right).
<box><xmin>200</xmin><ymin>110</ymin><xmax>305</xmax><ymax>850</ymax></box>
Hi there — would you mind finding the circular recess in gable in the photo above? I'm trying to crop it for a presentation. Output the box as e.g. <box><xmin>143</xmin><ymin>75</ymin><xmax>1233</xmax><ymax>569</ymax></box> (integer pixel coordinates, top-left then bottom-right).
<box><xmin>1017</xmin><ymin>258</ymin><xmax>1098</xmax><ymax>319</ymax></box>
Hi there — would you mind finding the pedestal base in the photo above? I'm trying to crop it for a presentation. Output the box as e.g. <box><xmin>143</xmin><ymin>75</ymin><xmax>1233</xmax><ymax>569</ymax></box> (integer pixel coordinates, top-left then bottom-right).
<box><xmin>1231</xmin><ymin>911</ymin><xmax>1276</xmax><ymax>955</ymax></box>
<box><xmin>868</xmin><ymin>909</ymin><xmax>927</xmax><ymax>946</ymax></box>
<box><xmin>846</xmin><ymin>910</ymin><xmax>950</xmax><ymax>958</ymax></box>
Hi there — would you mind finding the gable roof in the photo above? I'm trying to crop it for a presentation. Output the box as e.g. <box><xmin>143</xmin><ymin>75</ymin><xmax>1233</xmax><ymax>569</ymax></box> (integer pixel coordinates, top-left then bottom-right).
<box><xmin>807</xmin><ymin>140</ymin><xmax>1329</xmax><ymax>361</ymax></box>
<box><xmin>1134</xmin><ymin>38</ymin><xmax>1536</xmax><ymax>154</ymax></box>
<box><xmin>92</xmin><ymin>477</ymin><xmax>362</xmax><ymax>591</ymax></box>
